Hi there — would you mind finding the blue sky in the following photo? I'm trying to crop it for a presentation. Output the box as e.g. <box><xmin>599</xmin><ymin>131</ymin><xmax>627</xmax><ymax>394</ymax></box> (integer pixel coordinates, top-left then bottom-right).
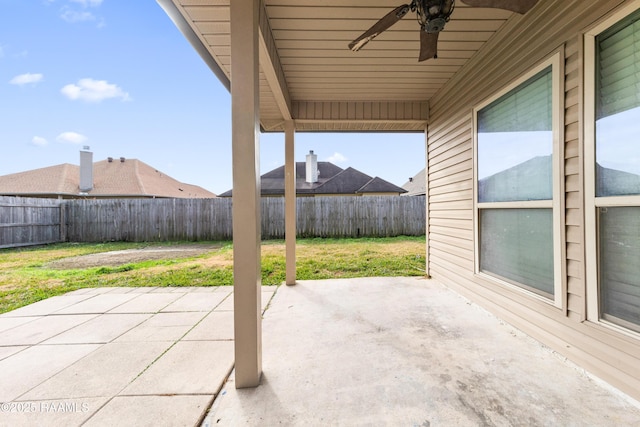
<box><xmin>0</xmin><ymin>0</ymin><xmax>425</xmax><ymax>195</ymax></box>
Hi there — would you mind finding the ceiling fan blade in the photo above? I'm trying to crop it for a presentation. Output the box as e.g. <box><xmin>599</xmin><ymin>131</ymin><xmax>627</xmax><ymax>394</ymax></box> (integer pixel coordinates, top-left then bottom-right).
<box><xmin>460</xmin><ymin>0</ymin><xmax>538</xmax><ymax>14</ymax></box>
<box><xmin>348</xmin><ymin>4</ymin><xmax>410</xmax><ymax>51</ymax></box>
<box><xmin>419</xmin><ymin>31</ymin><xmax>439</xmax><ymax>62</ymax></box>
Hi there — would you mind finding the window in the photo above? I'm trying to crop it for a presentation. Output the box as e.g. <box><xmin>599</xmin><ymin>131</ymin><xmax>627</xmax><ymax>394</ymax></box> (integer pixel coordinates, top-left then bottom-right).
<box><xmin>586</xmin><ymin>3</ymin><xmax>640</xmax><ymax>334</ymax></box>
<box><xmin>474</xmin><ymin>54</ymin><xmax>563</xmax><ymax>306</ymax></box>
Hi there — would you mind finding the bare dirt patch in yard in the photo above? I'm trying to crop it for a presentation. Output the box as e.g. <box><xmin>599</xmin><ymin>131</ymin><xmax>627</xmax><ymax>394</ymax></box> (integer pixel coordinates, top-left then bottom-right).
<box><xmin>46</xmin><ymin>244</ymin><xmax>223</xmax><ymax>269</ymax></box>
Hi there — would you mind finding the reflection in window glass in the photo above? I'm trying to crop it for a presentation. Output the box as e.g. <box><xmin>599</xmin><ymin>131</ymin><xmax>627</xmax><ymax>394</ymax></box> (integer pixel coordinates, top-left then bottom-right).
<box><xmin>479</xmin><ymin>209</ymin><xmax>554</xmax><ymax>296</ymax></box>
<box><xmin>599</xmin><ymin>207</ymin><xmax>640</xmax><ymax>332</ymax></box>
<box><xmin>595</xmin><ymin>11</ymin><xmax>640</xmax><ymax>197</ymax></box>
<box><xmin>596</xmin><ymin>106</ymin><xmax>640</xmax><ymax>198</ymax></box>
<box><xmin>478</xmin><ymin>132</ymin><xmax>552</xmax><ymax>202</ymax></box>
<box><xmin>477</xmin><ymin>67</ymin><xmax>553</xmax><ymax>203</ymax></box>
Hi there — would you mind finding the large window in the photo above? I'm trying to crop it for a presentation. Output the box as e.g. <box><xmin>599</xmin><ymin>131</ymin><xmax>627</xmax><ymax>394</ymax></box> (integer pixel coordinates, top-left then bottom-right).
<box><xmin>586</xmin><ymin>4</ymin><xmax>640</xmax><ymax>334</ymax></box>
<box><xmin>474</xmin><ymin>55</ymin><xmax>562</xmax><ymax>306</ymax></box>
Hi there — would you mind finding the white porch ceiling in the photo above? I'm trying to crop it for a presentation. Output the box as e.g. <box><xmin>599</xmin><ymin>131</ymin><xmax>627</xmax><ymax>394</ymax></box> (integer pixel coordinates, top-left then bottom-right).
<box><xmin>159</xmin><ymin>0</ymin><xmax>520</xmax><ymax>132</ymax></box>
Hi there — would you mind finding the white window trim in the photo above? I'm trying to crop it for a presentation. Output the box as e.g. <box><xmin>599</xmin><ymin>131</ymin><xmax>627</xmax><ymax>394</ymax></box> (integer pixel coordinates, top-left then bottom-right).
<box><xmin>584</xmin><ymin>0</ymin><xmax>640</xmax><ymax>338</ymax></box>
<box><xmin>473</xmin><ymin>51</ymin><xmax>564</xmax><ymax>308</ymax></box>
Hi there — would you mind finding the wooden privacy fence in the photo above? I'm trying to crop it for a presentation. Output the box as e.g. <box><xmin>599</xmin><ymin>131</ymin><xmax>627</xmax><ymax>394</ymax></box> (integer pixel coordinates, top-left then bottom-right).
<box><xmin>1</xmin><ymin>195</ymin><xmax>425</xmax><ymax>246</ymax></box>
<box><xmin>65</xmin><ymin>196</ymin><xmax>425</xmax><ymax>242</ymax></box>
<box><xmin>65</xmin><ymin>198</ymin><xmax>234</xmax><ymax>242</ymax></box>
<box><xmin>0</xmin><ymin>196</ymin><xmax>65</xmax><ymax>249</ymax></box>
<box><xmin>259</xmin><ymin>196</ymin><xmax>425</xmax><ymax>238</ymax></box>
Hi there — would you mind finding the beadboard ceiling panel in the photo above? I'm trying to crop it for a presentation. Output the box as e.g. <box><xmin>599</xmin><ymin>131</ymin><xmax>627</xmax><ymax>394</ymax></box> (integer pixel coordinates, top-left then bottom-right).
<box><xmin>161</xmin><ymin>0</ymin><xmax>524</xmax><ymax>131</ymax></box>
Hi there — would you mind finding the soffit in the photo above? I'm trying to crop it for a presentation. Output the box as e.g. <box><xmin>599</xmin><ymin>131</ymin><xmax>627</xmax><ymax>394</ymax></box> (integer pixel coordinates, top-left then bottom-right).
<box><xmin>164</xmin><ymin>0</ymin><xmax>517</xmax><ymax>132</ymax></box>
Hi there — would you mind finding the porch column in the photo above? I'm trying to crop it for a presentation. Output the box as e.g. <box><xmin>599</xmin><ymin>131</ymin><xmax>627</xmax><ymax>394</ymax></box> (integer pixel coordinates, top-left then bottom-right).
<box><xmin>284</xmin><ymin>120</ymin><xmax>296</xmax><ymax>285</ymax></box>
<box><xmin>230</xmin><ymin>0</ymin><xmax>262</xmax><ymax>388</ymax></box>
<box><xmin>424</xmin><ymin>124</ymin><xmax>431</xmax><ymax>278</ymax></box>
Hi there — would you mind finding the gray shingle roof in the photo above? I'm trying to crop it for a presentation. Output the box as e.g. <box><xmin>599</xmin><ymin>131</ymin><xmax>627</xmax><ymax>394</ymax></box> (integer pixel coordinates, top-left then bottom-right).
<box><xmin>358</xmin><ymin>176</ymin><xmax>406</xmax><ymax>193</ymax></box>
<box><xmin>220</xmin><ymin>161</ymin><xmax>405</xmax><ymax>197</ymax></box>
<box><xmin>402</xmin><ymin>169</ymin><xmax>426</xmax><ymax>196</ymax></box>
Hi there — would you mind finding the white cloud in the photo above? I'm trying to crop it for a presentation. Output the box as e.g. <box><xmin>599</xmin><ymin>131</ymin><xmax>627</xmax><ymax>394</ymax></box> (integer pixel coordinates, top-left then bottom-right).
<box><xmin>61</xmin><ymin>78</ymin><xmax>131</xmax><ymax>103</ymax></box>
<box><xmin>0</xmin><ymin>45</ymin><xmax>4</xmax><ymax>58</ymax></box>
<box><xmin>60</xmin><ymin>8</ymin><xmax>95</xmax><ymax>23</ymax></box>
<box><xmin>69</xmin><ymin>0</ymin><xmax>103</xmax><ymax>6</ymax></box>
<box><xmin>56</xmin><ymin>131</ymin><xmax>87</xmax><ymax>144</ymax></box>
<box><xmin>326</xmin><ymin>152</ymin><xmax>348</xmax><ymax>163</ymax></box>
<box><xmin>9</xmin><ymin>73</ymin><xmax>44</xmax><ymax>86</ymax></box>
<box><xmin>58</xmin><ymin>1</ymin><xmax>105</xmax><ymax>27</ymax></box>
<box><xmin>31</xmin><ymin>136</ymin><xmax>48</xmax><ymax>147</ymax></box>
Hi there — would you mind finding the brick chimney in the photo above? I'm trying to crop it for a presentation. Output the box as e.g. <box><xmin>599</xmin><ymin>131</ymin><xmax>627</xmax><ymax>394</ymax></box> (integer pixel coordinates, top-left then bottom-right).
<box><xmin>305</xmin><ymin>150</ymin><xmax>318</xmax><ymax>184</ymax></box>
<box><xmin>79</xmin><ymin>146</ymin><xmax>93</xmax><ymax>192</ymax></box>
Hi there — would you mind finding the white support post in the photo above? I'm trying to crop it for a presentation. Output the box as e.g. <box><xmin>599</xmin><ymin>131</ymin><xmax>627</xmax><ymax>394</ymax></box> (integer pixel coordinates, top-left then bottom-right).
<box><xmin>230</xmin><ymin>0</ymin><xmax>262</xmax><ymax>389</ymax></box>
<box><xmin>284</xmin><ymin>120</ymin><xmax>296</xmax><ymax>285</ymax></box>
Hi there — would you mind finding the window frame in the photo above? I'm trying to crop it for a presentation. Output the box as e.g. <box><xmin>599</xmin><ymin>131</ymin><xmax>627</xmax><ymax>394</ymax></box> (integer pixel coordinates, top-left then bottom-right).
<box><xmin>473</xmin><ymin>52</ymin><xmax>564</xmax><ymax>308</ymax></box>
<box><xmin>585</xmin><ymin>0</ymin><xmax>640</xmax><ymax>337</ymax></box>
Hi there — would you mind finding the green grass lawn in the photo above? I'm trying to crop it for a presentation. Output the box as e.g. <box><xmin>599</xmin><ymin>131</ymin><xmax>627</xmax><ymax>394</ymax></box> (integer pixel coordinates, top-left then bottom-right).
<box><xmin>0</xmin><ymin>237</ymin><xmax>425</xmax><ymax>314</ymax></box>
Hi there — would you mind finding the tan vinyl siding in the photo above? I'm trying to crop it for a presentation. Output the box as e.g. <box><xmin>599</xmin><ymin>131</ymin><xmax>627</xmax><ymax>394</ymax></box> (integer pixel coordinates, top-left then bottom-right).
<box><xmin>426</xmin><ymin>0</ymin><xmax>640</xmax><ymax>402</ymax></box>
<box><xmin>564</xmin><ymin>35</ymin><xmax>586</xmax><ymax>320</ymax></box>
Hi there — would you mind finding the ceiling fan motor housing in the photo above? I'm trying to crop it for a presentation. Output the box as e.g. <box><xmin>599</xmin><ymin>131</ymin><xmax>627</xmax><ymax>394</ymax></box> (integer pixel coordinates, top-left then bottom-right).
<box><xmin>417</xmin><ymin>0</ymin><xmax>455</xmax><ymax>33</ymax></box>
<box><xmin>424</xmin><ymin>17</ymin><xmax>447</xmax><ymax>32</ymax></box>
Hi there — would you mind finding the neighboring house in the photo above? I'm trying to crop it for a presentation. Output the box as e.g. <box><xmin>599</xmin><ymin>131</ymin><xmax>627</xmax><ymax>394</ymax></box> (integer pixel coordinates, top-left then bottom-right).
<box><xmin>219</xmin><ymin>150</ymin><xmax>406</xmax><ymax>197</ymax></box>
<box><xmin>0</xmin><ymin>149</ymin><xmax>215</xmax><ymax>199</ymax></box>
<box><xmin>402</xmin><ymin>169</ymin><xmax>426</xmax><ymax>196</ymax></box>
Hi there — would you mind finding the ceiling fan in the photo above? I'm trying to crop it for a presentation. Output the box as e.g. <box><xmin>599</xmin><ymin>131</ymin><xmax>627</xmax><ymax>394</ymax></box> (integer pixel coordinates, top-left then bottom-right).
<box><xmin>348</xmin><ymin>0</ymin><xmax>539</xmax><ymax>62</ymax></box>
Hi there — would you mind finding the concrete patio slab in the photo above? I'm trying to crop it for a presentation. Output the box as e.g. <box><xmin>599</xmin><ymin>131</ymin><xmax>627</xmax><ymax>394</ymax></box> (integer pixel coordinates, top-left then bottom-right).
<box><xmin>204</xmin><ymin>277</ymin><xmax>640</xmax><ymax>426</ymax></box>
<box><xmin>55</xmin><ymin>293</ymin><xmax>139</xmax><ymax>314</ymax></box>
<box><xmin>0</xmin><ymin>397</ymin><xmax>109</xmax><ymax>427</ymax></box>
<box><xmin>161</xmin><ymin>290</ymin><xmax>231</xmax><ymax>312</ymax></box>
<box><xmin>0</xmin><ymin>345</ymin><xmax>27</xmax><ymax>361</ymax></box>
<box><xmin>20</xmin><ymin>341</ymin><xmax>173</xmax><ymax>400</ymax></box>
<box><xmin>190</xmin><ymin>286</ymin><xmax>229</xmax><ymax>292</ymax></box>
<box><xmin>84</xmin><ymin>395</ymin><xmax>212</xmax><ymax>427</ymax></box>
<box><xmin>42</xmin><ymin>313</ymin><xmax>151</xmax><ymax>344</ymax></box>
<box><xmin>0</xmin><ymin>314</ymin><xmax>97</xmax><ymax>346</ymax></box>
<box><xmin>0</xmin><ymin>286</ymin><xmax>243</xmax><ymax>426</ymax></box>
<box><xmin>213</xmin><ymin>287</ymin><xmax>275</xmax><ymax>312</ymax></box>
<box><xmin>127</xmin><ymin>286</ymin><xmax>159</xmax><ymax>293</ymax></box>
<box><xmin>114</xmin><ymin>312</ymin><xmax>207</xmax><ymax>342</ymax></box>
<box><xmin>103</xmin><ymin>287</ymin><xmax>136</xmax><ymax>294</ymax></box>
<box><xmin>158</xmin><ymin>286</ymin><xmax>220</xmax><ymax>293</ymax></box>
<box><xmin>0</xmin><ymin>344</ymin><xmax>101</xmax><ymax>401</ymax></box>
<box><xmin>122</xmin><ymin>340</ymin><xmax>234</xmax><ymax>395</ymax></box>
<box><xmin>0</xmin><ymin>294</ymin><xmax>94</xmax><ymax>317</ymax></box>
<box><xmin>107</xmin><ymin>292</ymin><xmax>184</xmax><ymax>313</ymax></box>
<box><xmin>138</xmin><ymin>310</ymin><xmax>207</xmax><ymax>327</ymax></box>
<box><xmin>66</xmin><ymin>287</ymin><xmax>122</xmax><ymax>296</ymax></box>
<box><xmin>0</xmin><ymin>316</ymin><xmax>39</xmax><ymax>333</ymax></box>
<box><xmin>183</xmin><ymin>311</ymin><xmax>233</xmax><ymax>341</ymax></box>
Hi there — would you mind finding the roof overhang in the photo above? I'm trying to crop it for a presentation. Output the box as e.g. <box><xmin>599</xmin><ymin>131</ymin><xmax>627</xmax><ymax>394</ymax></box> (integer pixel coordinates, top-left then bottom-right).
<box><xmin>158</xmin><ymin>0</ymin><xmax>527</xmax><ymax>132</ymax></box>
